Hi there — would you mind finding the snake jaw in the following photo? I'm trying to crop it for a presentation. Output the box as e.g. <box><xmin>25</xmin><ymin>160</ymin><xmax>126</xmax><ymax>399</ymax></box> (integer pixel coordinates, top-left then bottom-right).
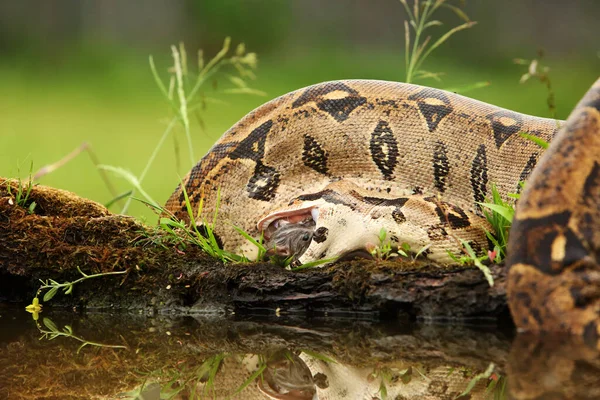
<box><xmin>258</xmin><ymin>205</ymin><xmax>318</xmax><ymax>241</ymax></box>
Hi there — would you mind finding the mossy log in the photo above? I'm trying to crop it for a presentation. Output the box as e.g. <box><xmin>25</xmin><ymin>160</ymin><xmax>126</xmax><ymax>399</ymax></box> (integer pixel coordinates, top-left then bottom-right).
<box><xmin>0</xmin><ymin>178</ymin><xmax>509</xmax><ymax>320</ymax></box>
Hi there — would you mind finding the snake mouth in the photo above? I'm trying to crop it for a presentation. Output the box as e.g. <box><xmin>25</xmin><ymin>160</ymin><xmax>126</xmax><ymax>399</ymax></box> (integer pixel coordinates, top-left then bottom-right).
<box><xmin>257</xmin><ymin>206</ymin><xmax>319</xmax><ymax>241</ymax></box>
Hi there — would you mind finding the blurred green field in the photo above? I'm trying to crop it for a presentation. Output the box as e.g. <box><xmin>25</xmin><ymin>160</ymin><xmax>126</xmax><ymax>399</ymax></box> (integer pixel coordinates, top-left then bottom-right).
<box><xmin>1</xmin><ymin>48</ymin><xmax>597</xmax><ymax>222</ymax></box>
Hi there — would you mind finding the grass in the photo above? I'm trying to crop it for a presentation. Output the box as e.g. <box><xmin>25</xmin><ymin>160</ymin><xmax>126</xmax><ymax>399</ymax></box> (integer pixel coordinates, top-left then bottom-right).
<box><xmin>400</xmin><ymin>0</ymin><xmax>476</xmax><ymax>84</ymax></box>
<box><xmin>1</xmin><ymin>8</ymin><xmax>594</xmax><ymax>268</ymax></box>
<box><xmin>104</xmin><ymin>38</ymin><xmax>263</xmax><ymax>215</ymax></box>
<box><xmin>369</xmin><ymin>228</ymin><xmax>435</xmax><ymax>263</ymax></box>
<box><xmin>475</xmin><ymin>123</ymin><xmax>551</xmax><ymax>266</ymax></box>
<box><xmin>479</xmin><ymin>184</ymin><xmax>516</xmax><ymax>263</ymax></box>
<box><xmin>1</xmin><ymin>54</ymin><xmax>591</xmax><ymax>223</ymax></box>
<box><xmin>5</xmin><ymin>163</ymin><xmax>36</xmax><ymax>214</ymax></box>
<box><xmin>156</xmin><ymin>184</ymin><xmax>247</xmax><ymax>263</ymax></box>
<box><xmin>514</xmin><ymin>52</ymin><xmax>557</xmax><ymax>119</ymax></box>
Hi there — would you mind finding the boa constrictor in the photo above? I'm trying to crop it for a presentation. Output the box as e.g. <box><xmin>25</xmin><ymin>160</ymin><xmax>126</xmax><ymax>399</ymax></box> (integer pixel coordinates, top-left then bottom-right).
<box><xmin>165</xmin><ymin>78</ymin><xmax>600</xmax><ymax>340</ymax></box>
<box><xmin>164</xmin><ymin>80</ymin><xmax>558</xmax><ymax>263</ymax></box>
<box><xmin>507</xmin><ymin>78</ymin><xmax>600</xmax><ymax>343</ymax></box>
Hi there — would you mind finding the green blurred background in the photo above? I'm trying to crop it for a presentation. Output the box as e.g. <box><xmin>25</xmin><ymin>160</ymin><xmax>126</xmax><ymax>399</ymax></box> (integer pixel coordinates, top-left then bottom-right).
<box><xmin>1</xmin><ymin>0</ymin><xmax>598</xmax><ymax>222</ymax></box>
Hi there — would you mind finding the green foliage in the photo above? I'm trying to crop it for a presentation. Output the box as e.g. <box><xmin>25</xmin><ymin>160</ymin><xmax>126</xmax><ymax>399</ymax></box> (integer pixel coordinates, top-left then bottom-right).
<box><xmin>370</xmin><ymin>228</ymin><xmax>409</xmax><ymax>261</ymax></box>
<box><xmin>5</xmin><ymin>163</ymin><xmax>36</xmax><ymax>214</ymax></box>
<box><xmin>514</xmin><ymin>53</ymin><xmax>557</xmax><ymax>119</ymax></box>
<box><xmin>233</xmin><ymin>225</ymin><xmax>267</xmax><ymax>261</ymax></box>
<box><xmin>98</xmin><ymin>165</ymin><xmax>160</xmax><ymax>210</ymax></box>
<box><xmin>370</xmin><ymin>228</ymin><xmax>435</xmax><ymax>263</ymax></box>
<box><xmin>290</xmin><ymin>257</ymin><xmax>338</xmax><ymax>271</ymax></box>
<box><xmin>400</xmin><ymin>0</ymin><xmax>476</xmax><ymax>83</ymax></box>
<box><xmin>228</xmin><ymin>357</ymin><xmax>267</xmax><ymax>399</ymax></box>
<box><xmin>476</xmin><ymin>127</ymin><xmax>549</xmax><ymax>265</ymax></box>
<box><xmin>34</xmin><ymin>266</ymin><xmax>127</xmax><ymax>303</ymax></box>
<box><xmin>301</xmin><ymin>350</ymin><xmax>337</xmax><ymax>364</ymax></box>
<box><xmin>457</xmin><ymin>363</ymin><xmax>497</xmax><ymax>398</ymax></box>
<box><xmin>368</xmin><ymin>365</ymin><xmax>424</xmax><ymax>400</ymax></box>
<box><xmin>39</xmin><ymin>317</ymin><xmax>127</xmax><ymax>354</ymax></box>
<box><xmin>155</xmin><ymin>354</ymin><xmax>228</xmax><ymax>399</ymax></box>
<box><xmin>156</xmin><ymin>184</ymin><xmax>247</xmax><ymax>263</ymax></box>
<box><xmin>519</xmin><ymin>132</ymin><xmax>550</xmax><ymax>149</ymax></box>
<box><xmin>108</xmin><ymin>39</ymin><xmax>263</xmax><ymax>214</ymax></box>
<box><xmin>97</xmin><ymin>40</ymin><xmax>270</xmax><ymax>265</ymax></box>
<box><xmin>460</xmin><ymin>240</ymin><xmax>494</xmax><ymax>287</ymax></box>
<box><xmin>478</xmin><ymin>184</ymin><xmax>514</xmax><ymax>263</ymax></box>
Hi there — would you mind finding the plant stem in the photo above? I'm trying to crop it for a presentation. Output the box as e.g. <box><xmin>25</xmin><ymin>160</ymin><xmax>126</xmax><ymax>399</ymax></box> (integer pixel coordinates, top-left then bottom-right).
<box><xmin>38</xmin><ymin>268</ymin><xmax>127</xmax><ymax>296</ymax></box>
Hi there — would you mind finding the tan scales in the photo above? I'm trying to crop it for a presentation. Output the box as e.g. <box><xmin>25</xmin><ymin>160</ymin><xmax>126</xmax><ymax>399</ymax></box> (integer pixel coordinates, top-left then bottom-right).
<box><xmin>165</xmin><ymin>80</ymin><xmax>558</xmax><ymax>262</ymax></box>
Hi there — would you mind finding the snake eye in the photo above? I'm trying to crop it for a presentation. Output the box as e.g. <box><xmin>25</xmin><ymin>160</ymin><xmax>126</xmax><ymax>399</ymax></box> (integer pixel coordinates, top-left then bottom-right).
<box><xmin>302</xmin><ymin>233</ymin><xmax>310</xmax><ymax>241</ymax></box>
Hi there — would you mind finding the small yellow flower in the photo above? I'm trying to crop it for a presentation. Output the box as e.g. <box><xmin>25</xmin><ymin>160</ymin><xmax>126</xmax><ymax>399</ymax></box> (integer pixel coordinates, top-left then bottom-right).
<box><xmin>25</xmin><ymin>297</ymin><xmax>43</xmax><ymax>320</ymax></box>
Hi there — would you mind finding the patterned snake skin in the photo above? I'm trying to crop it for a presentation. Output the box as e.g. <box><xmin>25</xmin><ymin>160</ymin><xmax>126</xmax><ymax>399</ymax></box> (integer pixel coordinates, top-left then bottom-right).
<box><xmin>165</xmin><ymin>78</ymin><xmax>600</xmax><ymax>341</ymax></box>
<box><xmin>507</xmin><ymin>77</ymin><xmax>600</xmax><ymax>344</ymax></box>
<box><xmin>165</xmin><ymin>80</ymin><xmax>558</xmax><ymax>264</ymax></box>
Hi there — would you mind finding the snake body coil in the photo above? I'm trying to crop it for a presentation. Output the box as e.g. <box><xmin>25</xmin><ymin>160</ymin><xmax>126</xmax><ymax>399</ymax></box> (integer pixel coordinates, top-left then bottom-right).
<box><xmin>165</xmin><ymin>78</ymin><xmax>600</xmax><ymax>342</ymax></box>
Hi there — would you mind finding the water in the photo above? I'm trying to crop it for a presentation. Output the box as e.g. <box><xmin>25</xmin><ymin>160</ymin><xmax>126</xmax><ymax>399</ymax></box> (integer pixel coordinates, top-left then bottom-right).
<box><xmin>1</xmin><ymin>306</ymin><xmax>599</xmax><ymax>399</ymax></box>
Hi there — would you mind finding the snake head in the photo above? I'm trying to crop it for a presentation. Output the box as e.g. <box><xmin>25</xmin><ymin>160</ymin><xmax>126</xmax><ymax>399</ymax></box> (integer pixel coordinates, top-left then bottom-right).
<box><xmin>259</xmin><ymin>198</ymin><xmax>378</xmax><ymax>267</ymax></box>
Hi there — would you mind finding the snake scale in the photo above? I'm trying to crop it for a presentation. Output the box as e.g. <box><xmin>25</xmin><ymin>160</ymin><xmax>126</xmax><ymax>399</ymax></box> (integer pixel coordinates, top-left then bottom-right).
<box><xmin>165</xmin><ymin>78</ymin><xmax>600</xmax><ymax>342</ymax></box>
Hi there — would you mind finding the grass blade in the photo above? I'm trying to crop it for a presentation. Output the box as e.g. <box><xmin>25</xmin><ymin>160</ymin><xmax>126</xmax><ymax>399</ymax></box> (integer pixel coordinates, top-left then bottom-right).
<box><xmin>444</xmin><ymin>81</ymin><xmax>491</xmax><ymax>94</ymax></box>
<box><xmin>478</xmin><ymin>202</ymin><xmax>514</xmax><ymax>223</ymax></box>
<box><xmin>519</xmin><ymin>132</ymin><xmax>549</xmax><ymax>149</ymax></box>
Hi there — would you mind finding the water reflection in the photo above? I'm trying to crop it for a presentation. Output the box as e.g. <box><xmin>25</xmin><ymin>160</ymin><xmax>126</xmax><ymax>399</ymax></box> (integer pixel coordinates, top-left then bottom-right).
<box><xmin>508</xmin><ymin>333</ymin><xmax>600</xmax><ymax>400</ymax></box>
<box><xmin>0</xmin><ymin>306</ymin><xmax>598</xmax><ymax>399</ymax></box>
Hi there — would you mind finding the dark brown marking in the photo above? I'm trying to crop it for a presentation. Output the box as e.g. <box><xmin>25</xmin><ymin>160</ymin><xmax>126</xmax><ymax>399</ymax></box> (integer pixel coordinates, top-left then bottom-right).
<box><xmin>226</xmin><ymin>120</ymin><xmax>281</xmax><ymax>201</ymax></box>
<box><xmin>369</xmin><ymin>120</ymin><xmax>399</xmax><ymax>180</ymax></box>
<box><xmin>515</xmin><ymin>291</ymin><xmax>532</xmax><ymax>308</ymax></box>
<box><xmin>313</xmin><ymin>227</ymin><xmax>329</xmax><ymax>244</ymax></box>
<box><xmin>583</xmin><ymin>321</ymin><xmax>599</xmax><ymax>348</ymax></box>
<box><xmin>569</xmin><ymin>287</ymin><xmax>587</xmax><ymax>309</ymax></box>
<box><xmin>530</xmin><ymin>307</ymin><xmax>543</xmax><ymax>326</ymax></box>
<box><xmin>302</xmin><ymin>134</ymin><xmax>329</xmax><ymax>174</ymax></box>
<box><xmin>427</xmin><ymin>225</ymin><xmax>448</xmax><ymax>241</ymax></box>
<box><xmin>469</xmin><ymin>240</ymin><xmax>483</xmax><ymax>255</ymax></box>
<box><xmin>578</xmin><ymin>211</ymin><xmax>596</xmax><ymax>252</ymax></box>
<box><xmin>578</xmin><ymin>161</ymin><xmax>600</xmax><ymax>248</ymax></box>
<box><xmin>292</xmin><ymin>81</ymin><xmax>359</xmax><ymax>108</ymax></box>
<box><xmin>432</xmin><ymin>141</ymin><xmax>450</xmax><ymax>192</ymax></box>
<box><xmin>362</xmin><ymin>196</ymin><xmax>410</xmax><ymax>225</ymax></box>
<box><xmin>197</xmin><ymin>225</ymin><xmax>224</xmax><ymax>249</ymax></box>
<box><xmin>392</xmin><ymin>209</ymin><xmax>406</xmax><ymax>223</ymax></box>
<box><xmin>582</xmin><ymin>161</ymin><xmax>600</xmax><ymax>199</ymax></box>
<box><xmin>470</xmin><ymin>144</ymin><xmax>488</xmax><ymax>208</ymax></box>
<box><xmin>517</xmin><ymin>154</ymin><xmax>538</xmax><ymax>192</ymax></box>
<box><xmin>246</xmin><ymin>163</ymin><xmax>281</xmax><ymax>201</ymax></box>
<box><xmin>180</xmin><ymin>142</ymin><xmax>237</xmax><ymax>205</ymax></box>
<box><xmin>290</xmin><ymin>81</ymin><xmax>367</xmax><ymax>121</ymax></box>
<box><xmin>229</xmin><ymin>120</ymin><xmax>274</xmax><ymax>162</ymax></box>
<box><xmin>295</xmin><ymin>189</ymin><xmax>358</xmax><ymax>211</ymax></box>
<box><xmin>408</xmin><ymin>89</ymin><xmax>453</xmax><ymax>132</ymax></box>
<box><xmin>486</xmin><ymin>110</ymin><xmax>524</xmax><ymax>149</ymax></box>
<box><xmin>376</xmin><ymin>99</ymin><xmax>399</xmax><ymax>108</ymax></box>
<box><xmin>317</xmin><ymin>96</ymin><xmax>367</xmax><ymax>122</ymax></box>
<box><xmin>424</xmin><ymin>197</ymin><xmax>471</xmax><ymax>229</ymax></box>
<box><xmin>580</xmin><ymin>85</ymin><xmax>600</xmax><ymax>112</ymax></box>
<box><xmin>508</xmin><ymin>211</ymin><xmax>590</xmax><ymax>275</ymax></box>
<box><xmin>362</xmin><ymin>196</ymin><xmax>410</xmax><ymax>208</ymax></box>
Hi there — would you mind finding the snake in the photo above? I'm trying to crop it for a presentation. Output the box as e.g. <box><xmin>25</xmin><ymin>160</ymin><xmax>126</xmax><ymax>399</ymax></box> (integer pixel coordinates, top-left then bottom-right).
<box><xmin>507</xmin><ymin>78</ymin><xmax>600</xmax><ymax>344</ymax></box>
<box><xmin>164</xmin><ymin>78</ymin><xmax>600</xmax><ymax>340</ymax></box>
